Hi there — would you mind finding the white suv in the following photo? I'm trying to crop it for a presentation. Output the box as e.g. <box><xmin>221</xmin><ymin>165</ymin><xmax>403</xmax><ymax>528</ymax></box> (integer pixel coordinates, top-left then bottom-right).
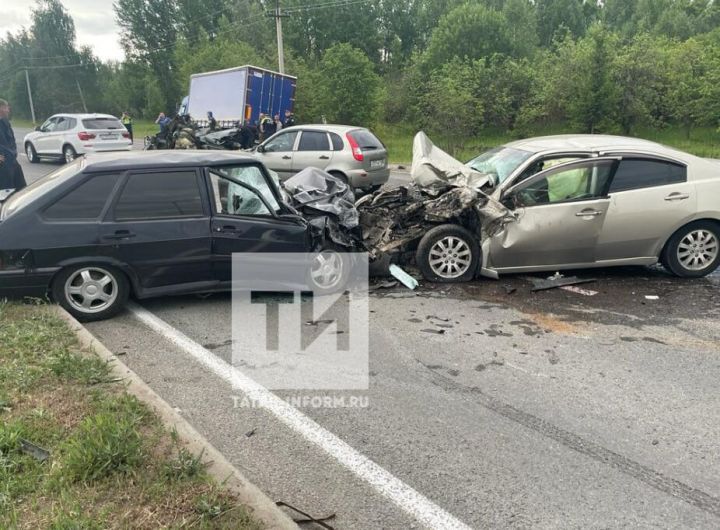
<box><xmin>24</xmin><ymin>113</ymin><xmax>132</xmax><ymax>164</ymax></box>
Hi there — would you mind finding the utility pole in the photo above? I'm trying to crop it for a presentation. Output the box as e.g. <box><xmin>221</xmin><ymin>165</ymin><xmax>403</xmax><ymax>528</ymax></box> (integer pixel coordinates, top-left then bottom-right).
<box><xmin>75</xmin><ymin>78</ymin><xmax>88</xmax><ymax>113</ymax></box>
<box><xmin>24</xmin><ymin>70</ymin><xmax>36</xmax><ymax>124</ymax></box>
<box><xmin>269</xmin><ymin>0</ymin><xmax>289</xmax><ymax>73</ymax></box>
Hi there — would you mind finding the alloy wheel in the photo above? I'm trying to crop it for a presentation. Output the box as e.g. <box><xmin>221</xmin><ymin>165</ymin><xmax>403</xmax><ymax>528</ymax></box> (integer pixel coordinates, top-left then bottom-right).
<box><xmin>428</xmin><ymin>236</ymin><xmax>472</xmax><ymax>279</ymax></box>
<box><xmin>677</xmin><ymin>229</ymin><xmax>719</xmax><ymax>271</ymax></box>
<box><xmin>64</xmin><ymin>267</ymin><xmax>118</xmax><ymax>314</ymax></box>
<box><xmin>310</xmin><ymin>251</ymin><xmax>344</xmax><ymax>290</ymax></box>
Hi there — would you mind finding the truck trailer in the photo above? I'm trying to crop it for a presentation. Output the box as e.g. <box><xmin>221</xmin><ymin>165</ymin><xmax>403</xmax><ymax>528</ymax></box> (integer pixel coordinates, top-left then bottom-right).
<box><xmin>182</xmin><ymin>65</ymin><xmax>296</xmax><ymax>126</ymax></box>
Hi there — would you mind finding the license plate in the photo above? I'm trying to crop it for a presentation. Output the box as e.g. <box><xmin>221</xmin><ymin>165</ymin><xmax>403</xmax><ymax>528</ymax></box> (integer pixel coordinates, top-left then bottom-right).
<box><xmin>100</xmin><ymin>133</ymin><xmax>118</xmax><ymax>140</ymax></box>
<box><xmin>370</xmin><ymin>159</ymin><xmax>385</xmax><ymax>169</ymax></box>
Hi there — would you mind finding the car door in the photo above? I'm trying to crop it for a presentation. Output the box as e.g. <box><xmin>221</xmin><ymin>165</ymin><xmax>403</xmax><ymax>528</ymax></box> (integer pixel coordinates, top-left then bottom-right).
<box><xmin>101</xmin><ymin>169</ymin><xmax>214</xmax><ymax>291</ymax></box>
<box><xmin>594</xmin><ymin>156</ymin><xmax>696</xmax><ymax>261</ymax></box>
<box><xmin>488</xmin><ymin>158</ymin><xmax>619</xmax><ymax>270</ymax></box>
<box><xmin>48</xmin><ymin>116</ymin><xmax>71</xmax><ymax>154</ymax></box>
<box><xmin>35</xmin><ymin>117</ymin><xmax>59</xmax><ymax>153</ymax></box>
<box><xmin>292</xmin><ymin>131</ymin><xmax>333</xmax><ymax>173</ymax></box>
<box><xmin>256</xmin><ymin>130</ymin><xmax>299</xmax><ymax>179</ymax></box>
<box><xmin>206</xmin><ymin>163</ymin><xmax>310</xmax><ymax>282</ymax></box>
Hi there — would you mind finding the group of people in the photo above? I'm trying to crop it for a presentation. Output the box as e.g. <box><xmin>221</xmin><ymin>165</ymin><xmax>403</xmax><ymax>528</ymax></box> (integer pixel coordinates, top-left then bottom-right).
<box><xmin>0</xmin><ymin>99</ymin><xmax>27</xmax><ymax>191</ymax></box>
<box><xmin>258</xmin><ymin>109</ymin><xmax>296</xmax><ymax>141</ymax></box>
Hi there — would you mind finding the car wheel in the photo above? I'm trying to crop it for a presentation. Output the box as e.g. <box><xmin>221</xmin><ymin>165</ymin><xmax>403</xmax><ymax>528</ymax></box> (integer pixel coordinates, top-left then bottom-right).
<box><xmin>328</xmin><ymin>171</ymin><xmax>349</xmax><ymax>185</ymax></box>
<box><xmin>307</xmin><ymin>249</ymin><xmax>350</xmax><ymax>295</ymax></box>
<box><xmin>662</xmin><ymin>221</ymin><xmax>720</xmax><ymax>278</ymax></box>
<box><xmin>63</xmin><ymin>145</ymin><xmax>77</xmax><ymax>164</ymax></box>
<box><xmin>25</xmin><ymin>142</ymin><xmax>39</xmax><ymax>163</ymax></box>
<box><xmin>51</xmin><ymin>265</ymin><xmax>129</xmax><ymax>322</ymax></box>
<box><xmin>416</xmin><ymin>224</ymin><xmax>480</xmax><ymax>283</ymax></box>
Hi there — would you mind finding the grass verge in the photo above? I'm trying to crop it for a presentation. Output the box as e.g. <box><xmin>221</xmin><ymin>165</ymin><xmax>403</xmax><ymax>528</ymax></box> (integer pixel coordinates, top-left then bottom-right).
<box><xmin>0</xmin><ymin>301</ymin><xmax>263</xmax><ymax>530</ymax></box>
<box><xmin>374</xmin><ymin>123</ymin><xmax>720</xmax><ymax>164</ymax></box>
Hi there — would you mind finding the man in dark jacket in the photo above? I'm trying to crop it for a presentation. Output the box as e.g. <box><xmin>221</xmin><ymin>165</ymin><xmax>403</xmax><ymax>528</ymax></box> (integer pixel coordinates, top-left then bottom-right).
<box><xmin>0</xmin><ymin>99</ymin><xmax>27</xmax><ymax>191</ymax></box>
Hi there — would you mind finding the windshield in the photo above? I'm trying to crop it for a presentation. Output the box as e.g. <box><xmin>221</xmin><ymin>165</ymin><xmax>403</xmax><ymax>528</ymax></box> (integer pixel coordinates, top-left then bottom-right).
<box><xmin>466</xmin><ymin>146</ymin><xmax>533</xmax><ymax>184</ymax></box>
<box><xmin>1</xmin><ymin>160</ymin><xmax>83</xmax><ymax>220</ymax></box>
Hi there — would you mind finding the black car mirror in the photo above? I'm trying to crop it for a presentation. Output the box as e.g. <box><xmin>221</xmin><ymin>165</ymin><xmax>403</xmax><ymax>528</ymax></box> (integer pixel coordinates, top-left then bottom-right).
<box><xmin>35</xmin><ymin>126</ymin><xmax>41</xmax><ymax>132</ymax></box>
<box><xmin>256</xmin><ymin>144</ymin><xmax>265</xmax><ymax>153</ymax></box>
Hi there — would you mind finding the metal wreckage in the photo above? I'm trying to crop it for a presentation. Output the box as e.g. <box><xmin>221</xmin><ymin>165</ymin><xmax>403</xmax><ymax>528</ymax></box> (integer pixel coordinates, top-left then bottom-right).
<box><xmin>283</xmin><ymin>132</ymin><xmax>512</xmax><ymax>283</ymax></box>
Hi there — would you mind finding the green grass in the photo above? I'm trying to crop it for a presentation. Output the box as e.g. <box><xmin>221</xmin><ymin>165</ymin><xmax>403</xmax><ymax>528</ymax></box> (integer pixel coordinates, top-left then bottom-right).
<box><xmin>0</xmin><ymin>302</ymin><xmax>263</xmax><ymax>529</ymax></box>
<box><xmin>373</xmin><ymin>123</ymin><xmax>720</xmax><ymax>164</ymax></box>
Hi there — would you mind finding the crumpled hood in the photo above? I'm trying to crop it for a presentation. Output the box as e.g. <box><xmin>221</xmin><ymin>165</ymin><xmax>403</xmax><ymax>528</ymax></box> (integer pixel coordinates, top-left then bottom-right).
<box><xmin>411</xmin><ymin>131</ymin><xmax>492</xmax><ymax>189</ymax></box>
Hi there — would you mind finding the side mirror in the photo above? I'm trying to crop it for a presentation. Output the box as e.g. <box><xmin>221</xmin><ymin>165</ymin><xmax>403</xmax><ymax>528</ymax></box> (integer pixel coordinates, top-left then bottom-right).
<box><xmin>256</xmin><ymin>144</ymin><xmax>265</xmax><ymax>153</ymax></box>
<box><xmin>34</xmin><ymin>126</ymin><xmax>41</xmax><ymax>132</ymax></box>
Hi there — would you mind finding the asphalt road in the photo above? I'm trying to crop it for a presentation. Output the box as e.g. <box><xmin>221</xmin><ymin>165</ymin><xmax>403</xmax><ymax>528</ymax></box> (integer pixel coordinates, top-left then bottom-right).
<box><xmin>13</xmin><ymin>125</ymin><xmax>720</xmax><ymax>528</ymax></box>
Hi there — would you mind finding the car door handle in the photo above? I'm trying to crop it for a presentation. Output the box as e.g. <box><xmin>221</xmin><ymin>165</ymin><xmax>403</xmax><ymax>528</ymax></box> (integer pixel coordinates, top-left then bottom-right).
<box><xmin>214</xmin><ymin>225</ymin><xmax>237</xmax><ymax>232</ymax></box>
<box><xmin>665</xmin><ymin>192</ymin><xmax>690</xmax><ymax>201</ymax></box>
<box><xmin>102</xmin><ymin>230</ymin><xmax>136</xmax><ymax>240</ymax></box>
<box><xmin>318</xmin><ymin>155</ymin><xmax>330</xmax><ymax>160</ymax></box>
<box><xmin>575</xmin><ymin>209</ymin><xmax>604</xmax><ymax>217</ymax></box>
<box><xmin>282</xmin><ymin>155</ymin><xmax>291</xmax><ymax>160</ymax></box>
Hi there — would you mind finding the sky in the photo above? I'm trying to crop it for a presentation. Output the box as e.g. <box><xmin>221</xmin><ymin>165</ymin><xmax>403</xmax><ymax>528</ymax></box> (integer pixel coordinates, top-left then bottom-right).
<box><xmin>1</xmin><ymin>0</ymin><xmax>125</xmax><ymax>62</ymax></box>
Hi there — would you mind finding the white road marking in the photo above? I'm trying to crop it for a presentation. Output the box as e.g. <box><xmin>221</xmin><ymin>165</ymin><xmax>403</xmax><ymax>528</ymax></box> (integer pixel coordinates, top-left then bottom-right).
<box><xmin>128</xmin><ymin>303</ymin><xmax>472</xmax><ymax>530</ymax></box>
<box><xmin>560</xmin><ymin>285</ymin><xmax>598</xmax><ymax>296</ymax></box>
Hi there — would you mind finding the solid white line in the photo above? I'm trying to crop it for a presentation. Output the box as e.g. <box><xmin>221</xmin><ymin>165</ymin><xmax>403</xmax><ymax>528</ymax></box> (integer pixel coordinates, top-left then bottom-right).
<box><xmin>128</xmin><ymin>302</ymin><xmax>472</xmax><ymax>530</ymax></box>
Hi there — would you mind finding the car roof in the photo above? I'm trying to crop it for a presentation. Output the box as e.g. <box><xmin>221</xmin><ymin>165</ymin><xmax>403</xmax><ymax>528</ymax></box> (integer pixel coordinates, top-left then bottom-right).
<box><xmin>280</xmin><ymin>124</ymin><xmax>369</xmax><ymax>134</ymax></box>
<box><xmin>82</xmin><ymin>150</ymin><xmax>259</xmax><ymax>173</ymax></box>
<box><xmin>504</xmin><ymin>134</ymin><xmax>695</xmax><ymax>162</ymax></box>
<box><xmin>50</xmin><ymin>113</ymin><xmax>119</xmax><ymax>120</ymax></box>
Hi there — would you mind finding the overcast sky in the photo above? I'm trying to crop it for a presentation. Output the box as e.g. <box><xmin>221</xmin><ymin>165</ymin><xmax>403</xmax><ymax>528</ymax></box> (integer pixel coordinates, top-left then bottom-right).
<box><xmin>1</xmin><ymin>0</ymin><xmax>124</xmax><ymax>62</ymax></box>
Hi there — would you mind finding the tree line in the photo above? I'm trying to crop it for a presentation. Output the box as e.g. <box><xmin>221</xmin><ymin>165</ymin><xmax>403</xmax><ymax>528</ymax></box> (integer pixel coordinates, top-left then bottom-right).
<box><xmin>1</xmin><ymin>0</ymin><xmax>719</xmax><ymax>142</ymax></box>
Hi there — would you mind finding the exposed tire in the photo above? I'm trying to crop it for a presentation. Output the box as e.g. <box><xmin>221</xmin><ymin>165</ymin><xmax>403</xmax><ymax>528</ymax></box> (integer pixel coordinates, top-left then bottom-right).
<box><xmin>62</xmin><ymin>145</ymin><xmax>77</xmax><ymax>164</ymax></box>
<box><xmin>306</xmin><ymin>249</ymin><xmax>351</xmax><ymax>295</ymax></box>
<box><xmin>661</xmin><ymin>221</ymin><xmax>720</xmax><ymax>278</ymax></box>
<box><xmin>416</xmin><ymin>224</ymin><xmax>480</xmax><ymax>283</ymax></box>
<box><xmin>51</xmin><ymin>265</ymin><xmax>129</xmax><ymax>322</ymax></box>
<box><xmin>25</xmin><ymin>142</ymin><xmax>39</xmax><ymax>163</ymax></box>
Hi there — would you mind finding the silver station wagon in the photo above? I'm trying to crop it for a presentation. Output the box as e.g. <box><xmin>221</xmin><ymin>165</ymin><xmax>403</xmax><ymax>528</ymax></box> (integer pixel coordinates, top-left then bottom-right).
<box><xmin>252</xmin><ymin>124</ymin><xmax>390</xmax><ymax>191</ymax></box>
<box><xmin>463</xmin><ymin>135</ymin><xmax>720</xmax><ymax>279</ymax></box>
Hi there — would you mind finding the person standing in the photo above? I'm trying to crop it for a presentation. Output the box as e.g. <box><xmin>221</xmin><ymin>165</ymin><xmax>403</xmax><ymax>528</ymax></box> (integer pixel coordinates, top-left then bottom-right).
<box><xmin>155</xmin><ymin>112</ymin><xmax>171</xmax><ymax>133</ymax></box>
<box><xmin>262</xmin><ymin>112</ymin><xmax>276</xmax><ymax>140</ymax></box>
<box><xmin>121</xmin><ymin>111</ymin><xmax>134</xmax><ymax>142</ymax></box>
<box><xmin>0</xmin><ymin>99</ymin><xmax>27</xmax><ymax>191</ymax></box>
<box><xmin>274</xmin><ymin>114</ymin><xmax>283</xmax><ymax>132</ymax></box>
<box><xmin>284</xmin><ymin>109</ymin><xmax>296</xmax><ymax>128</ymax></box>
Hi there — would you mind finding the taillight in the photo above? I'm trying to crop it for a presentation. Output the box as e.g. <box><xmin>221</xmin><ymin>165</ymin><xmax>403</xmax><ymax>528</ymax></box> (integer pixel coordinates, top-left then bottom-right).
<box><xmin>122</xmin><ymin>132</ymin><xmax>130</xmax><ymax>139</ymax></box>
<box><xmin>77</xmin><ymin>131</ymin><xmax>96</xmax><ymax>141</ymax></box>
<box><xmin>346</xmin><ymin>133</ymin><xmax>364</xmax><ymax>162</ymax></box>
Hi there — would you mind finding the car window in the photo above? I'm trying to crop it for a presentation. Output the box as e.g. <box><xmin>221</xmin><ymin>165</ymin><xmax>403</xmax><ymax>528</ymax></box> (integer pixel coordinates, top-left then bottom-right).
<box><xmin>513</xmin><ymin>160</ymin><xmax>615</xmax><ymax>207</ymax></box>
<box><xmin>82</xmin><ymin>118</ymin><xmax>124</xmax><ymax>130</ymax></box>
<box><xmin>329</xmin><ymin>132</ymin><xmax>344</xmax><ymax>151</ymax></box>
<box><xmin>264</xmin><ymin>131</ymin><xmax>298</xmax><ymax>152</ymax></box>
<box><xmin>298</xmin><ymin>131</ymin><xmax>330</xmax><ymax>151</ymax></box>
<box><xmin>348</xmin><ymin>129</ymin><xmax>382</xmax><ymax>150</ymax></box>
<box><xmin>66</xmin><ymin>118</ymin><xmax>77</xmax><ymax>130</ymax></box>
<box><xmin>467</xmin><ymin>146</ymin><xmax>534</xmax><ymax>184</ymax></box>
<box><xmin>41</xmin><ymin>118</ymin><xmax>58</xmax><ymax>132</ymax></box>
<box><xmin>609</xmin><ymin>159</ymin><xmax>687</xmax><ymax>193</ymax></box>
<box><xmin>44</xmin><ymin>174</ymin><xmax>118</xmax><ymax>220</ymax></box>
<box><xmin>515</xmin><ymin>156</ymin><xmax>587</xmax><ymax>184</ymax></box>
<box><xmin>113</xmin><ymin>171</ymin><xmax>204</xmax><ymax>221</ymax></box>
<box><xmin>209</xmin><ymin>165</ymin><xmax>280</xmax><ymax>216</ymax></box>
<box><xmin>54</xmin><ymin>117</ymin><xmax>71</xmax><ymax>132</ymax></box>
<box><xmin>1</xmin><ymin>160</ymin><xmax>83</xmax><ymax>219</ymax></box>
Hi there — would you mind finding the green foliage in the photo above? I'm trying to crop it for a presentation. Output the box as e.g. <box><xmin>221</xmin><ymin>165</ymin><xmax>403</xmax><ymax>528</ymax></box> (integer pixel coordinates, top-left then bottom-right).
<box><xmin>316</xmin><ymin>44</ymin><xmax>383</xmax><ymax>126</ymax></box>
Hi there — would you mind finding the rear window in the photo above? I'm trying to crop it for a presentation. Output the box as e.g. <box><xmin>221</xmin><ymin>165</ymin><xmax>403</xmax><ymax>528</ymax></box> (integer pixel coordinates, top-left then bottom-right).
<box><xmin>43</xmin><ymin>174</ymin><xmax>118</xmax><ymax>220</ymax></box>
<box><xmin>349</xmin><ymin>130</ymin><xmax>383</xmax><ymax>150</ymax></box>
<box><xmin>113</xmin><ymin>171</ymin><xmax>204</xmax><ymax>221</ymax></box>
<box><xmin>1</xmin><ymin>161</ymin><xmax>83</xmax><ymax>219</ymax></box>
<box><xmin>609</xmin><ymin>159</ymin><xmax>687</xmax><ymax>193</ymax></box>
<box><xmin>82</xmin><ymin>118</ymin><xmax>124</xmax><ymax>130</ymax></box>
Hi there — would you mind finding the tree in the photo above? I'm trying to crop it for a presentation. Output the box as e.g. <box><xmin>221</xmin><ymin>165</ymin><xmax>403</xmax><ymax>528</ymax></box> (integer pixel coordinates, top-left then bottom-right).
<box><xmin>114</xmin><ymin>0</ymin><xmax>180</xmax><ymax>113</ymax></box>
<box><xmin>536</xmin><ymin>0</ymin><xmax>587</xmax><ymax>47</ymax></box>
<box><xmin>423</xmin><ymin>3</ymin><xmax>521</xmax><ymax>71</ymax></box>
<box><xmin>316</xmin><ymin>44</ymin><xmax>383</xmax><ymax>126</ymax></box>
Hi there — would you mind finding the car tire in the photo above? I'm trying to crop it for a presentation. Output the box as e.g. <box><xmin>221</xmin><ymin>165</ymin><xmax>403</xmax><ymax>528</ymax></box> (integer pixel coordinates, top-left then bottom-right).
<box><xmin>328</xmin><ymin>171</ymin><xmax>349</xmax><ymax>185</ymax></box>
<box><xmin>25</xmin><ymin>142</ymin><xmax>39</xmax><ymax>163</ymax></box>
<box><xmin>416</xmin><ymin>224</ymin><xmax>480</xmax><ymax>283</ymax></box>
<box><xmin>63</xmin><ymin>144</ymin><xmax>77</xmax><ymax>164</ymax></box>
<box><xmin>661</xmin><ymin>221</ymin><xmax>720</xmax><ymax>278</ymax></box>
<box><xmin>307</xmin><ymin>249</ymin><xmax>351</xmax><ymax>295</ymax></box>
<box><xmin>51</xmin><ymin>265</ymin><xmax>130</xmax><ymax>322</ymax></box>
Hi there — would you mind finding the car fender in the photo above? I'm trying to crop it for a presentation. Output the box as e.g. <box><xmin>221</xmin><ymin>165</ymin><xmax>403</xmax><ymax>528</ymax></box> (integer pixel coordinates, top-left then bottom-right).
<box><xmin>654</xmin><ymin>211</ymin><xmax>720</xmax><ymax>257</ymax></box>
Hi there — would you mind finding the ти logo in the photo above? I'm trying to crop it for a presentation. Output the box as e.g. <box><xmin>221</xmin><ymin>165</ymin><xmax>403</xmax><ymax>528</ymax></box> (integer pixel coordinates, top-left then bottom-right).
<box><xmin>231</xmin><ymin>253</ymin><xmax>369</xmax><ymax>390</ymax></box>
